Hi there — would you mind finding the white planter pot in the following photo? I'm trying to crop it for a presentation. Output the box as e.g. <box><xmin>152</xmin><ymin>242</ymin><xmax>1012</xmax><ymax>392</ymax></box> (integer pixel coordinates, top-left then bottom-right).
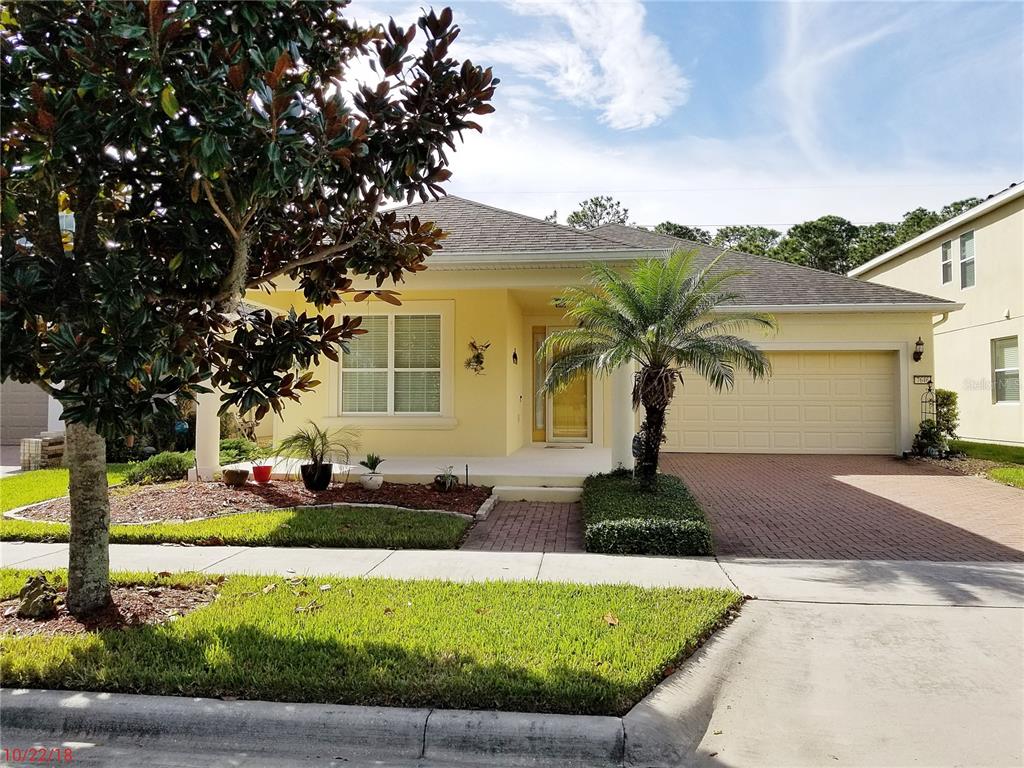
<box><xmin>360</xmin><ymin>473</ymin><xmax>384</xmax><ymax>490</ymax></box>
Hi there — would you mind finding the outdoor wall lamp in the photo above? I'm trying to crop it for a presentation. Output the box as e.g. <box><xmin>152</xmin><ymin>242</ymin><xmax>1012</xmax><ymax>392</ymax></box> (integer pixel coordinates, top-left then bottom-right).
<box><xmin>913</xmin><ymin>337</ymin><xmax>925</xmax><ymax>362</ymax></box>
<box><xmin>512</xmin><ymin>348</ymin><xmax>518</xmax><ymax>365</ymax></box>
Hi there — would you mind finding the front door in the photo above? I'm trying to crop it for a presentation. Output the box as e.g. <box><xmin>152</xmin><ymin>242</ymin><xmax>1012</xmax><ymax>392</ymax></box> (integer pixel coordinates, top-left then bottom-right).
<box><xmin>532</xmin><ymin>325</ymin><xmax>591</xmax><ymax>443</ymax></box>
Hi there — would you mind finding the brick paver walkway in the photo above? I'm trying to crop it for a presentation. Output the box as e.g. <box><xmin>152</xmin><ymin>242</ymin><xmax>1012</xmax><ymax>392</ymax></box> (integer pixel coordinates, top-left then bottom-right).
<box><xmin>662</xmin><ymin>454</ymin><xmax>1024</xmax><ymax>561</ymax></box>
<box><xmin>460</xmin><ymin>501</ymin><xmax>585</xmax><ymax>552</ymax></box>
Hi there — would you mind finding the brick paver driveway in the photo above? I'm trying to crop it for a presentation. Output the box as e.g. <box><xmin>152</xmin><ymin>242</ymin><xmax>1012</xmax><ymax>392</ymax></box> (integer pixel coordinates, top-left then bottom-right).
<box><xmin>461</xmin><ymin>501</ymin><xmax>585</xmax><ymax>552</ymax></box>
<box><xmin>662</xmin><ymin>454</ymin><xmax>1024</xmax><ymax>561</ymax></box>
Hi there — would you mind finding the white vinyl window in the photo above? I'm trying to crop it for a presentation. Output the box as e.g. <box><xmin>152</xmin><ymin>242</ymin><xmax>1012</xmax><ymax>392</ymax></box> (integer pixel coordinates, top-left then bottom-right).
<box><xmin>341</xmin><ymin>314</ymin><xmax>441</xmax><ymax>414</ymax></box>
<box><xmin>992</xmin><ymin>336</ymin><xmax>1020</xmax><ymax>404</ymax></box>
<box><xmin>959</xmin><ymin>231</ymin><xmax>975</xmax><ymax>288</ymax></box>
<box><xmin>940</xmin><ymin>240</ymin><xmax>952</xmax><ymax>284</ymax></box>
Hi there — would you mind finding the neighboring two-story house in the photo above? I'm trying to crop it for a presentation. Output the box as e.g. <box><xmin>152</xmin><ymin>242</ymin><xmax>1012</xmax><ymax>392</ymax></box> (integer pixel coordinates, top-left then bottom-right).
<box><xmin>850</xmin><ymin>183</ymin><xmax>1023</xmax><ymax>446</ymax></box>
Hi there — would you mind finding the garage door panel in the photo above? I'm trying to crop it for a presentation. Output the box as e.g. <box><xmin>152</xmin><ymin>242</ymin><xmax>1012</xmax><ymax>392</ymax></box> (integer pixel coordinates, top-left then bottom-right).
<box><xmin>664</xmin><ymin>351</ymin><xmax>897</xmax><ymax>454</ymax></box>
<box><xmin>742</xmin><ymin>405</ymin><xmax>770</xmax><ymax>421</ymax></box>
<box><xmin>772</xmin><ymin>379</ymin><xmax>801</xmax><ymax>396</ymax></box>
<box><xmin>802</xmin><ymin>380</ymin><xmax>830</xmax><ymax>397</ymax></box>
<box><xmin>833</xmin><ymin>379</ymin><xmax>863</xmax><ymax>396</ymax></box>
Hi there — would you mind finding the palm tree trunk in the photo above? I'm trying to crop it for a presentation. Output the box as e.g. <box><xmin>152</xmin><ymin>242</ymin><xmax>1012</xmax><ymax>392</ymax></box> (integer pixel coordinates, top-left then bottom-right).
<box><xmin>635</xmin><ymin>404</ymin><xmax>666</xmax><ymax>491</ymax></box>
<box><xmin>65</xmin><ymin>422</ymin><xmax>111</xmax><ymax>616</ymax></box>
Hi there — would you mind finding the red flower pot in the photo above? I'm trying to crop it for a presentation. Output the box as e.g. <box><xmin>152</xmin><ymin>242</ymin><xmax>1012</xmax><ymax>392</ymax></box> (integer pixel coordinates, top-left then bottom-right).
<box><xmin>252</xmin><ymin>464</ymin><xmax>273</xmax><ymax>484</ymax></box>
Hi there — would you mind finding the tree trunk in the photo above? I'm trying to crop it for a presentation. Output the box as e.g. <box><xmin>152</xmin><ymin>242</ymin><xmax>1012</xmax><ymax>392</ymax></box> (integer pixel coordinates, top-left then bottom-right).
<box><xmin>635</xmin><ymin>403</ymin><xmax>666</xmax><ymax>491</ymax></box>
<box><xmin>65</xmin><ymin>422</ymin><xmax>111</xmax><ymax>616</ymax></box>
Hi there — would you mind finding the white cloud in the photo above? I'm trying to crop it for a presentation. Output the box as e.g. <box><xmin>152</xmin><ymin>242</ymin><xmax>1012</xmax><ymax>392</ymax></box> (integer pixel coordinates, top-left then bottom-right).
<box><xmin>473</xmin><ymin>0</ymin><xmax>687</xmax><ymax>130</ymax></box>
<box><xmin>443</xmin><ymin>115</ymin><xmax>1013</xmax><ymax>230</ymax></box>
<box><xmin>775</xmin><ymin>2</ymin><xmax>908</xmax><ymax>168</ymax></box>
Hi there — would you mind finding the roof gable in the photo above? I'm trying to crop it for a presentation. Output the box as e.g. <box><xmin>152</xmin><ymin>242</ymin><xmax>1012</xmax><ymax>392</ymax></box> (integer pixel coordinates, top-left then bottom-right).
<box><xmin>391</xmin><ymin>196</ymin><xmax>958</xmax><ymax>309</ymax></box>
<box><xmin>591</xmin><ymin>224</ymin><xmax>955</xmax><ymax>308</ymax></box>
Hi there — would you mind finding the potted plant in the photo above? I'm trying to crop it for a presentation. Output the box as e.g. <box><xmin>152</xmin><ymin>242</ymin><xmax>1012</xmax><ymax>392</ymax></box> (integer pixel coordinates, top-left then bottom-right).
<box><xmin>251</xmin><ymin>444</ymin><xmax>275</xmax><ymax>485</ymax></box>
<box><xmin>277</xmin><ymin>422</ymin><xmax>358</xmax><ymax>492</ymax></box>
<box><xmin>358</xmin><ymin>454</ymin><xmax>385</xmax><ymax>490</ymax></box>
<box><xmin>433</xmin><ymin>465</ymin><xmax>460</xmax><ymax>492</ymax></box>
<box><xmin>222</xmin><ymin>467</ymin><xmax>250</xmax><ymax>487</ymax></box>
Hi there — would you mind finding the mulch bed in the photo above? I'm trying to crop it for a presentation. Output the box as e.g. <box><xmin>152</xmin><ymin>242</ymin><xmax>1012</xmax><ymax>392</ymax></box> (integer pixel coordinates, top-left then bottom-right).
<box><xmin>16</xmin><ymin>480</ymin><xmax>492</xmax><ymax>525</ymax></box>
<box><xmin>0</xmin><ymin>583</ymin><xmax>218</xmax><ymax>637</ymax></box>
<box><xmin>910</xmin><ymin>455</ymin><xmax>1005</xmax><ymax>477</ymax></box>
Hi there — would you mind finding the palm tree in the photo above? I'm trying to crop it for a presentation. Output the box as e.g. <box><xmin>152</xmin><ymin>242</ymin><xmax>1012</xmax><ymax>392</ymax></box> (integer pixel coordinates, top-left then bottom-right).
<box><xmin>540</xmin><ymin>250</ymin><xmax>776</xmax><ymax>490</ymax></box>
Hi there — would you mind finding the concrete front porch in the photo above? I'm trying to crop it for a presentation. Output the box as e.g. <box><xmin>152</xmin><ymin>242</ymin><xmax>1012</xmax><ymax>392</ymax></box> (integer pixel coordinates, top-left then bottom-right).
<box><xmin>224</xmin><ymin>446</ymin><xmax>614</xmax><ymax>502</ymax></box>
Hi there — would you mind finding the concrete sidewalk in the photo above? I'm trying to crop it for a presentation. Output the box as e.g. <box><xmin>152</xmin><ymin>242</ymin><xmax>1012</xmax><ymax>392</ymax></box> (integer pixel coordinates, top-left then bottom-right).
<box><xmin>4</xmin><ymin>541</ymin><xmax>1023</xmax><ymax>606</ymax></box>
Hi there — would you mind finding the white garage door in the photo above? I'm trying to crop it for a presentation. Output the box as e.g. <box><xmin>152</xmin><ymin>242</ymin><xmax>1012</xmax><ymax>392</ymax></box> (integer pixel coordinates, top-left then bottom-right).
<box><xmin>663</xmin><ymin>351</ymin><xmax>898</xmax><ymax>454</ymax></box>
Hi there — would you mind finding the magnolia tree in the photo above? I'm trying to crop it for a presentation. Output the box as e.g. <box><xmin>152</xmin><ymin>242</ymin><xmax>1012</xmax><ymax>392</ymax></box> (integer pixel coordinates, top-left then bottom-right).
<box><xmin>0</xmin><ymin>1</ymin><xmax>496</xmax><ymax>615</ymax></box>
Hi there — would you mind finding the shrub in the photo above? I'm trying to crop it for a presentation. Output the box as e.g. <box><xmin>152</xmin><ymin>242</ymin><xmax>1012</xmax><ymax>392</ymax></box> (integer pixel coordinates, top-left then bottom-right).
<box><xmin>912</xmin><ymin>419</ymin><xmax>947</xmax><ymax>457</ymax></box>
<box><xmin>124</xmin><ymin>451</ymin><xmax>195</xmax><ymax>485</ymax></box>
<box><xmin>581</xmin><ymin>469</ymin><xmax>704</xmax><ymax>524</ymax></box>
<box><xmin>219</xmin><ymin>438</ymin><xmax>259</xmax><ymax>465</ymax></box>
<box><xmin>580</xmin><ymin>469</ymin><xmax>712</xmax><ymax>556</ymax></box>
<box><xmin>585</xmin><ymin>518</ymin><xmax>713</xmax><ymax>556</ymax></box>
<box><xmin>935</xmin><ymin>388</ymin><xmax>959</xmax><ymax>441</ymax></box>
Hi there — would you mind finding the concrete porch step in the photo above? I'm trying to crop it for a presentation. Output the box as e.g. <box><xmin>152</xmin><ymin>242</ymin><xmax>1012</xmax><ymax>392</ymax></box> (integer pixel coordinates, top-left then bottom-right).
<box><xmin>493</xmin><ymin>486</ymin><xmax>582</xmax><ymax>502</ymax></box>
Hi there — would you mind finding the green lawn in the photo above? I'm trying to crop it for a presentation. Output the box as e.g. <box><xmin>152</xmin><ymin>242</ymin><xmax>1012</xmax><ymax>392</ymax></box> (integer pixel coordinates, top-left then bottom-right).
<box><xmin>0</xmin><ymin>569</ymin><xmax>740</xmax><ymax>715</ymax></box>
<box><xmin>0</xmin><ymin>465</ymin><xmax>131</xmax><ymax>513</ymax></box>
<box><xmin>987</xmin><ymin>466</ymin><xmax>1024</xmax><ymax>489</ymax></box>
<box><xmin>580</xmin><ymin>470</ymin><xmax>713</xmax><ymax>556</ymax></box>
<box><xmin>1</xmin><ymin>506</ymin><xmax>469</xmax><ymax>549</ymax></box>
<box><xmin>950</xmin><ymin>440</ymin><xmax>1024</xmax><ymax>465</ymax></box>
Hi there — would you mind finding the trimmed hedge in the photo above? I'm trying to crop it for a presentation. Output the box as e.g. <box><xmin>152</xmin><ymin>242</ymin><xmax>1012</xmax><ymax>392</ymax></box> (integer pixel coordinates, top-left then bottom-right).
<box><xmin>580</xmin><ymin>469</ymin><xmax>713</xmax><ymax>556</ymax></box>
<box><xmin>124</xmin><ymin>451</ymin><xmax>195</xmax><ymax>484</ymax></box>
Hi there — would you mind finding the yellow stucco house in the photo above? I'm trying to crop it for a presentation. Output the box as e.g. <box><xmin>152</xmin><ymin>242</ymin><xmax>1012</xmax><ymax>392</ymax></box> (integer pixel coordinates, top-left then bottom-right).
<box><xmin>850</xmin><ymin>183</ymin><xmax>1022</xmax><ymax>446</ymax></box>
<box><xmin>237</xmin><ymin>196</ymin><xmax>960</xmax><ymax>481</ymax></box>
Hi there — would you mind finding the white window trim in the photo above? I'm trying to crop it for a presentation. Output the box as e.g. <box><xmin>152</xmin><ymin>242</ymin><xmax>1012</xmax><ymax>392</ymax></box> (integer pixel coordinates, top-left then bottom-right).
<box><xmin>958</xmin><ymin>231</ymin><xmax>975</xmax><ymax>290</ymax></box>
<box><xmin>940</xmin><ymin>240</ymin><xmax>952</xmax><ymax>284</ymax></box>
<box><xmin>328</xmin><ymin>300</ymin><xmax>456</xmax><ymax>426</ymax></box>
<box><xmin>992</xmin><ymin>335</ymin><xmax>1020</xmax><ymax>405</ymax></box>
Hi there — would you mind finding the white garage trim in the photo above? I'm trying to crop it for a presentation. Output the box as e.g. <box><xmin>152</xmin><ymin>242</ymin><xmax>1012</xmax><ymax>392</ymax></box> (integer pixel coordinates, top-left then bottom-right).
<box><xmin>663</xmin><ymin>343</ymin><xmax>909</xmax><ymax>455</ymax></box>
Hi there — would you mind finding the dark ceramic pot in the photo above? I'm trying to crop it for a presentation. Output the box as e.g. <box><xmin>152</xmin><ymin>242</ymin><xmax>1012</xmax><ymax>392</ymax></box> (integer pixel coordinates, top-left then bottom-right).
<box><xmin>222</xmin><ymin>468</ymin><xmax>250</xmax><ymax>488</ymax></box>
<box><xmin>300</xmin><ymin>463</ymin><xmax>333</xmax><ymax>491</ymax></box>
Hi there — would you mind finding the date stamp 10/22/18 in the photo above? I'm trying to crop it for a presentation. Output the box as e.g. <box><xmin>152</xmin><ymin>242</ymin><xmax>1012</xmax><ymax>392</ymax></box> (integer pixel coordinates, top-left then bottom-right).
<box><xmin>2</xmin><ymin>747</ymin><xmax>75</xmax><ymax>764</ymax></box>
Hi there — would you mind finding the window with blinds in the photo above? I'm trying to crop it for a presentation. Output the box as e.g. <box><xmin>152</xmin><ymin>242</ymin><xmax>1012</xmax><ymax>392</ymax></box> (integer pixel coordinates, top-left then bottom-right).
<box><xmin>940</xmin><ymin>240</ymin><xmax>952</xmax><ymax>284</ymax></box>
<box><xmin>959</xmin><ymin>231</ymin><xmax>975</xmax><ymax>289</ymax></box>
<box><xmin>341</xmin><ymin>314</ymin><xmax>442</xmax><ymax>414</ymax></box>
<box><xmin>992</xmin><ymin>336</ymin><xmax>1020</xmax><ymax>404</ymax></box>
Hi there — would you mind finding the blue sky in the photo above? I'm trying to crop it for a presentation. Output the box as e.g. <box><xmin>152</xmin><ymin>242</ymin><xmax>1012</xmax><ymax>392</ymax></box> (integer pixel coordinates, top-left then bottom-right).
<box><xmin>354</xmin><ymin>1</ymin><xmax>1023</xmax><ymax>229</ymax></box>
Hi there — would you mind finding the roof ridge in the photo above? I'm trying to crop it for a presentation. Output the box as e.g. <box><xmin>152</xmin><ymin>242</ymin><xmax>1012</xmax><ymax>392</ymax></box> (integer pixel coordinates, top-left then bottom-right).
<box><xmin>397</xmin><ymin>194</ymin><xmax>649</xmax><ymax>252</ymax></box>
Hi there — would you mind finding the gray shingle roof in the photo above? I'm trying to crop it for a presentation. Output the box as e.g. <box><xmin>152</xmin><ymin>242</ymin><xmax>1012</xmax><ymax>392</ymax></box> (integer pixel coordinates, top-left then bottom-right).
<box><xmin>393</xmin><ymin>195</ymin><xmax>642</xmax><ymax>254</ymax></box>
<box><xmin>392</xmin><ymin>197</ymin><xmax>957</xmax><ymax>308</ymax></box>
<box><xmin>592</xmin><ymin>223</ymin><xmax>956</xmax><ymax>307</ymax></box>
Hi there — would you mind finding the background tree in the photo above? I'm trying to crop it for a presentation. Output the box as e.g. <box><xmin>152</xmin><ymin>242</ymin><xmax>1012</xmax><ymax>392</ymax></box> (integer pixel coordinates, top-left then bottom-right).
<box><xmin>543</xmin><ymin>209</ymin><xmax>558</xmax><ymax>224</ymax></box>
<box><xmin>774</xmin><ymin>215</ymin><xmax>860</xmax><ymax>273</ymax></box>
<box><xmin>540</xmin><ymin>252</ymin><xmax>774</xmax><ymax>489</ymax></box>
<box><xmin>1</xmin><ymin>1</ymin><xmax>496</xmax><ymax>615</ymax></box>
<box><xmin>849</xmin><ymin>221</ymin><xmax>898</xmax><ymax>266</ymax></box>
<box><xmin>711</xmin><ymin>225</ymin><xmax>781</xmax><ymax>256</ymax></box>
<box><xmin>892</xmin><ymin>207</ymin><xmax>944</xmax><ymax>245</ymax></box>
<box><xmin>939</xmin><ymin>197</ymin><xmax>982</xmax><ymax>220</ymax></box>
<box><xmin>566</xmin><ymin>195</ymin><xmax>629</xmax><ymax>230</ymax></box>
<box><xmin>654</xmin><ymin>221</ymin><xmax>711</xmax><ymax>244</ymax></box>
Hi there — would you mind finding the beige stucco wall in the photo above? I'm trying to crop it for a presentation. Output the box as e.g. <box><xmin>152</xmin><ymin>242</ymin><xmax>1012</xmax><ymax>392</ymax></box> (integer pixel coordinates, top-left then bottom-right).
<box><xmin>857</xmin><ymin>195</ymin><xmax>1023</xmax><ymax>445</ymax></box>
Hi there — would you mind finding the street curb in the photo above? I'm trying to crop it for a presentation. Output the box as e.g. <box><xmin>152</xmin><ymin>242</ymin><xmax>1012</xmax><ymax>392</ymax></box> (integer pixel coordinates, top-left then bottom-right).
<box><xmin>2</xmin><ymin>689</ymin><xmax>625</xmax><ymax>767</ymax></box>
<box><xmin>622</xmin><ymin>606</ymin><xmax>760</xmax><ymax>766</ymax></box>
<box><xmin>1</xmin><ymin>689</ymin><xmax>429</xmax><ymax>762</ymax></box>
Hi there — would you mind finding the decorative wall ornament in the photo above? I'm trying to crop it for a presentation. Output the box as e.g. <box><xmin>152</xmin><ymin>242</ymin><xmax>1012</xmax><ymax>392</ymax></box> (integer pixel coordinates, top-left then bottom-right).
<box><xmin>465</xmin><ymin>339</ymin><xmax>491</xmax><ymax>375</ymax></box>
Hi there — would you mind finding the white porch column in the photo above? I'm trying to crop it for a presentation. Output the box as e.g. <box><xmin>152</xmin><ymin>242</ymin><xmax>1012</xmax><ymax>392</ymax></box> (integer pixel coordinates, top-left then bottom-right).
<box><xmin>193</xmin><ymin>390</ymin><xmax>220</xmax><ymax>481</ymax></box>
<box><xmin>611</xmin><ymin>362</ymin><xmax>635</xmax><ymax>470</ymax></box>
